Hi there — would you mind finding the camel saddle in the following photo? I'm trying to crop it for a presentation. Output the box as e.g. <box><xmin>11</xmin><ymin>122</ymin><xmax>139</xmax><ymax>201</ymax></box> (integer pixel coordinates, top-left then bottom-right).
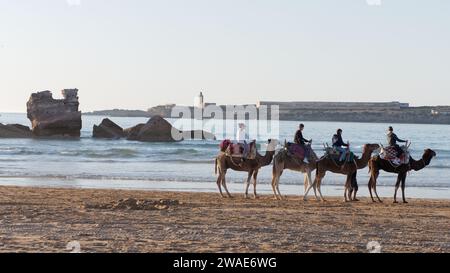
<box><xmin>380</xmin><ymin>146</ymin><xmax>410</xmax><ymax>166</ymax></box>
<box><xmin>324</xmin><ymin>147</ymin><xmax>356</xmax><ymax>165</ymax></box>
<box><xmin>286</xmin><ymin>142</ymin><xmax>306</xmax><ymax>161</ymax></box>
<box><xmin>220</xmin><ymin>139</ymin><xmax>257</xmax><ymax>160</ymax></box>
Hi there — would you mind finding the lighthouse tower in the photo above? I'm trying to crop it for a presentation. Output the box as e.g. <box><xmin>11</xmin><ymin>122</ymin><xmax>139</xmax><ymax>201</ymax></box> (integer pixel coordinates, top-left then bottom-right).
<box><xmin>197</xmin><ymin>91</ymin><xmax>204</xmax><ymax>109</ymax></box>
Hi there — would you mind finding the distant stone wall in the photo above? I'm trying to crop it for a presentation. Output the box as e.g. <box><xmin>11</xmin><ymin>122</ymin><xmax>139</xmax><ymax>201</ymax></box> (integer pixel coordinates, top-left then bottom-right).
<box><xmin>258</xmin><ymin>101</ymin><xmax>410</xmax><ymax>111</ymax></box>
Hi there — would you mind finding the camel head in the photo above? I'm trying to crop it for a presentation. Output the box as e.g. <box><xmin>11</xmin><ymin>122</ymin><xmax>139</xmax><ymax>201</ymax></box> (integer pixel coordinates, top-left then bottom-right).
<box><xmin>266</xmin><ymin>139</ymin><xmax>279</xmax><ymax>152</ymax></box>
<box><xmin>409</xmin><ymin>148</ymin><xmax>436</xmax><ymax>171</ymax></box>
<box><xmin>362</xmin><ymin>143</ymin><xmax>380</xmax><ymax>154</ymax></box>
<box><xmin>423</xmin><ymin>149</ymin><xmax>437</xmax><ymax>164</ymax></box>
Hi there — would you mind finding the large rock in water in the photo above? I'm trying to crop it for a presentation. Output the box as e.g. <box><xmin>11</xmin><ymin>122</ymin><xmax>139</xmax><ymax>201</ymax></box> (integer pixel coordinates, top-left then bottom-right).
<box><xmin>125</xmin><ymin>116</ymin><xmax>182</xmax><ymax>142</ymax></box>
<box><xmin>124</xmin><ymin>116</ymin><xmax>216</xmax><ymax>142</ymax></box>
<box><xmin>93</xmin><ymin>118</ymin><xmax>125</xmax><ymax>139</ymax></box>
<box><xmin>0</xmin><ymin>124</ymin><xmax>33</xmax><ymax>138</ymax></box>
<box><xmin>27</xmin><ymin>89</ymin><xmax>82</xmax><ymax>137</ymax></box>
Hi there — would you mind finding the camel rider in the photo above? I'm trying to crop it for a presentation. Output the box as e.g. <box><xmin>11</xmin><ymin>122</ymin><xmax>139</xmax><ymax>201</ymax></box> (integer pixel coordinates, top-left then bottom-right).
<box><xmin>332</xmin><ymin>129</ymin><xmax>349</xmax><ymax>162</ymax></box>
<box><xmin>294</xmin><ymin>123</ymin><xmax>312</xmax><ymax>160</ymax></box>
<box><xmin>294</xmin><ymin>124</ymin><xmax>311</xmax><ymax>146</ymax></box>
<box><xmin>387</xmin><ymin>126</ymin><xmax>408</xmax><ymax>157</ymax></box>
<box><xmin>236</xmin><ymin>123</ymin><xmax>249</xmax><ymax>158</ymax></box>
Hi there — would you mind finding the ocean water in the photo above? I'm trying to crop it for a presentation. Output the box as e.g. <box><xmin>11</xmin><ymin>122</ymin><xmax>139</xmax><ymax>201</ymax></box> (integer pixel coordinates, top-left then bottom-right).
<box><xmin>0</xmin><ymin>113</ymin><xmax>449</xmax><ymax>199</ymax></box>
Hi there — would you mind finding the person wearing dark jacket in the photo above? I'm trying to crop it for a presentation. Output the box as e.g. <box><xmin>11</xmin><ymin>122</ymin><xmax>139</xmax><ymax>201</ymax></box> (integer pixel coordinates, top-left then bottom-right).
<box><xmin>332</xmin><ymin>129</ymin><xmax>349</xmax><ymax>161</ymax></box>
<box><xmin>294</xmin><ymin>124</ymin><xmax>312</xmax><ymax>161</ymax></box>
<box><xmin>387</xmin><ymin>126</ymin><xmax>408</xmax><ymax>157</ymax></box>
<box><xmin>294</xmin><ymin>124</ymin><xmax>311</xmax><ymax>145</ymax></box>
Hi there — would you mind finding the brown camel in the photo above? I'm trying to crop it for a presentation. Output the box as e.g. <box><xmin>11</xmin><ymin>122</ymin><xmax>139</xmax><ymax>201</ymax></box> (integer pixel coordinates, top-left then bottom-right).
<box><xmin>315</xmin><ymin>144</ymin><xmax>380</xmax><ymax>202</ymax></box>
<box><xmin>271</xmin><ymin>144</ymin><xmax>320</xmax><ymax>201</ymax></box>
<box><xmin>214</xmin><ymin>139</ymin><xmax>279</xmax><ymax>198</ymax></box>
<box><xmin>368</xmin><ymin>149</ymin><xmax>436</xmax><ymax>203</ymax></box>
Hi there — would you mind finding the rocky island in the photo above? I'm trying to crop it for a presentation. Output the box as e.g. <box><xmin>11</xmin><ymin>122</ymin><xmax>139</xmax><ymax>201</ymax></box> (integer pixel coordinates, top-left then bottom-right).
<box><xmin>27</xmin><ymin>89</ymin><xmax>82</xmax><ymax>137</ymax></box>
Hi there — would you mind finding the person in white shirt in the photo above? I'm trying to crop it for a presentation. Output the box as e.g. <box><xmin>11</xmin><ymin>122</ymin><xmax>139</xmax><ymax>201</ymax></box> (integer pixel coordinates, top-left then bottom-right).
<box><xmin>236</xmin><ymin>123</ymin><xmax>249</xmax><ymax>158</ymax></box>
<box><xmin>236</xmin><ymin>123</ymin><xmax>247</xmax><ymax>143</ymax></box>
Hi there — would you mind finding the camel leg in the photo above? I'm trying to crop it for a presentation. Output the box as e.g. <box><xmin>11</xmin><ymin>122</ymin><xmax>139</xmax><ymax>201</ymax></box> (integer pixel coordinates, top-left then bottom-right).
<box><xmin>221</xmin><ymin>173</ymin><xmax>232</xmax><ymax>198</ymax></box>
<box><xmin>307</xmin><ymin>170</ymin><xmax>319</xmax><ymax>201</ymax></box>
<box><xmin>373</xmin><ymin>181</ymin><xmax>382</xmax><ymax>203</ymax></box>
<box><xmin>217</xmin><ymin>173</ymin><xmax>225</xmax><ymax>198</ymax></box>
<box><xmin>344</xmin><ymin>175</ymin><xmax>351</xmax><ymax>202</ymax></box>
<box><xmin>401</xmin><ymin>173</ymin><xmax>408</xmax><ymax>204</ymax></box>
<box><xmin>271</xmin><ymin>174</ymin><xmax>279</xmax><ymax>200</ymax></box>
<box><xmin>393</xmin><ymin>173</ymin><xmax>402</xmax><ymax>203</ymax></box>
<box><xmin>315</xmin><ymin>175</ymin><xmax>325</xmax><ymax>202</ymax></box>
<box><xmin>303</xmin><ymin>174</ymin><xmax>311</xmax><ymax>195</ymax></box>
<box><xmin>308</xmin><ymin>171</ymin><xmax>319</xmax><ymax>201</ymax></box>
<box><xmin>351</xmin><ymin>172</ymin><xmax>359</xmax><ymax>201</ymax></box>
<box><xmin>275</xmin><ymin>174</ymin><xmax>283</xmax><ymax>200</ymax></box>
<box><xmin>303</xmin><ymin>172</ymin><xmax>317</xmax><ymax>201</ymax></box>
<box><xmin>303</xmin><ymin>173</ymin><xmax>311</xmax><ymax>201</ymax></box>
<box><xmin>244</xmin><ymin>171</ymin><xmax>253</xmax><ymax>199</ymax></box>
<box><xmin>370</xmin><ymin>170</ymin><xmax>382</xmax><ymax>203</ymax></box>
<box><xmin>368</xmin><ymin>176</ymin><xmax>375</xmax><ymax>202</ymax></box>
<box><xmin>252</xmin><ymin>170</ymin><xmax>259</xmax><ymax>199</ymax></box>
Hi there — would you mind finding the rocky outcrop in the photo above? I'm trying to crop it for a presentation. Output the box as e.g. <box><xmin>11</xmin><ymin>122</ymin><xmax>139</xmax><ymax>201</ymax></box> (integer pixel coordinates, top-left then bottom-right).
<box><xmin>26</xmin><ymin>89</ymin><xmax>82</xmax><ymax>137</ymax></box>
<box><xmin>93</xmin><ymin>118</ymin><xmax>125</xmax><ymax>139</ymax></box>
<box><xmin>123</xmin><ymin>123</ymin><xmax>145</xmax><ymax>140</ymax></box>
<box><xmin>0</xmin><ymin>124</ymin><xmax>33</xmax><ymax>138</ymax></box>
<box><xmin>124</xmin><ymin>116</ymin><xmax>216</xmax><ymax>142</ymax></box>
<box><xmin>125</xmin><ymin>116</ymin><xmax>182</xmax><ymax>142</ymax></box>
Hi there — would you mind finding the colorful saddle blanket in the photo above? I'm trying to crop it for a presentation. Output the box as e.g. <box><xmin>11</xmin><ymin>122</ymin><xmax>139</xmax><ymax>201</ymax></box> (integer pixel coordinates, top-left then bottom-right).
<box><xmin>380</xmin><ymin>146</ymin><xmax>409</xmax><ymax>165</ymax></box>
<box><xmin>286</xmin><ymin>143</ymin><xmax>306</xmax><ymax>161</ymax></box>
<box><xmin>324</xmin><ymin>147</ymin><xmax>356</xmax><ymax>164</ymax></box>
<box><xmin>219</xmin><ymin>139</ymin><xmax>257</xmax><ymax>159</ymax></box>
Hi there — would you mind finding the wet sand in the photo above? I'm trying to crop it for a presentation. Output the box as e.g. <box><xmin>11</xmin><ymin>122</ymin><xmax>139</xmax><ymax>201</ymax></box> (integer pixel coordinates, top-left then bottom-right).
<box><xmin>0</xmin><ymin>186</ymin><xmax>449</xmax><ymax>253</ymax></box>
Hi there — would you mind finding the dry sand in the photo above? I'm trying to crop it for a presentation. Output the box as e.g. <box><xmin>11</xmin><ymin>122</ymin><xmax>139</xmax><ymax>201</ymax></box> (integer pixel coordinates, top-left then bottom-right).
<box><xmin>0</xmin><ymin>186</ymin><xmax>449</xmax><ymax>253</ymax></box>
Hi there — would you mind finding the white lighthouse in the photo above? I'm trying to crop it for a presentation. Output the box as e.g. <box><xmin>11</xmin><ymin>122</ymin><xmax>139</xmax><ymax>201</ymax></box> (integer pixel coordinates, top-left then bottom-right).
<box><xmin>195</xmin><ymin>91</ymin><xmax>205</xmax><ymax>109</ymax></box>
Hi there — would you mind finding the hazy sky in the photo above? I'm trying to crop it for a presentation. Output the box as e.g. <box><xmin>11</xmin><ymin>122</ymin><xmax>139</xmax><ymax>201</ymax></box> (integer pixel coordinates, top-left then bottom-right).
<box><xmin>0</xmin><ymin>0</ymin><xmax>449</xmax><ymax>112</ymax></box>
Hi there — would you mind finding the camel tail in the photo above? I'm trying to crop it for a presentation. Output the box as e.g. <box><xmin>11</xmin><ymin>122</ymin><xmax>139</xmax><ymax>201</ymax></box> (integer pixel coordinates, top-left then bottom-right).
<box><xmin>315</xmin><ymin>160</ymin><xmax>319</xmax><ymax>177</ymax></box>
<box><xmin>214</xmin><ymin>158</ymin><xmax>218</xmax><ymax>175</ymax></box>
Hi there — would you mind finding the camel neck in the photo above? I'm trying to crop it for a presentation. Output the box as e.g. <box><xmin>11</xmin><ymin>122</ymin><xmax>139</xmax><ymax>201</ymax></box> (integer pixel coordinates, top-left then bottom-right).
<box><xmin>411</xmin><ymin>154</ymin><xmax>430</xmax><ymax>171</ymax></box>
<box><xmin>257</xmin><ymin>151</ymin><xmax>274</xmax><ymax>167</ymax></box>
<box><xmin>356</xmin><ymin>148</ymin><xmax>372</xmax><ymax>168</ymax></box>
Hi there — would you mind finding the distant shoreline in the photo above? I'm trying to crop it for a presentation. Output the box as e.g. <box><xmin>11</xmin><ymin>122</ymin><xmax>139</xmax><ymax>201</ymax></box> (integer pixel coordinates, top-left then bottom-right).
<box><xmin>3</xmin><ymin>111</ymin><xmax>450</xmax><ymax>125</ymax></box>
<box><xmin>83</xmin><ymin>112</ymin><xmax>450</xmax><ymax>125</ymax></box>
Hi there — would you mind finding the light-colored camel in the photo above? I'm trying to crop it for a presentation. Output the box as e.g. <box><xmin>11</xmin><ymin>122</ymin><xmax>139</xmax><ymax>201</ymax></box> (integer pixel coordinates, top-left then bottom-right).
<box><xmin>314</xmin><ymin>144</ymin><xmax>380</xmax><ymax>202</ymax></box>
<box><xmin>214</xmin><ymin>139</ymin><xmax>279</xmax><ymax>198</ymax></box>
<box><xmin>368</xmin><ymin>149</ymin><xmax>436</xmax><ymax>203</ymax></box>
<box><xmin>271</xmin><ymin>144</ymin><xmax>319</xmax><ymax>201</ymax></box>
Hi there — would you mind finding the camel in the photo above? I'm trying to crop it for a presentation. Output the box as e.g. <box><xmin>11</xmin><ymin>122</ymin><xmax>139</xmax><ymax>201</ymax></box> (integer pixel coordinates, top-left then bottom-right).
<box><xmin>271</xmin><ymin>143</ymin><xmax>320</xmax><ymax>201</ymax></box>
<box><xmin>315</xmin><ymin>144</ymin><xmax>380</xmax><ymax>202</ymax></box>
<box><xmin>214</xmin><ymin>139</ymin><xmax>279</xmax><ymax>198</ymax></box>
<box><xmin>368</xmin><ymin>149</ymin><xmax>436</xmax><ymax>203</ymax></box>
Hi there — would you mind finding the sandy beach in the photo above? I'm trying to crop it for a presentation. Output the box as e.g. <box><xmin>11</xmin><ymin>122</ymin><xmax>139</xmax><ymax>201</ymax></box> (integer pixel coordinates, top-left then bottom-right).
<box><xmin>0</xmin><ymin>186</ymin><xmax>449</xmax><ymax>253</ymax></box>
